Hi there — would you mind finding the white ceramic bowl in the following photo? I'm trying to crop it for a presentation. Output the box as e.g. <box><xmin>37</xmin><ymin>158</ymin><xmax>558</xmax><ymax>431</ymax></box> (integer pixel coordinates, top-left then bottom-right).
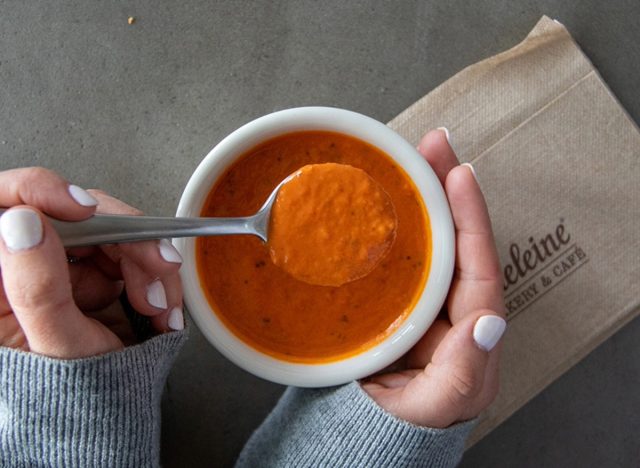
<box><xmin>175</xmin><ymin>107</ymin><xmax>454</xmax><ymax>387</ymax></box>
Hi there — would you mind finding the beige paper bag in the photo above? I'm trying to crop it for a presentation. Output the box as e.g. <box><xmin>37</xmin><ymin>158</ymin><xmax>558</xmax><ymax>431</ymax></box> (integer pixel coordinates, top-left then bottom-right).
<box><xmin>388</xmin><ymin>16</ymin><xmax>640</xmax><ymax>445</ymax></box>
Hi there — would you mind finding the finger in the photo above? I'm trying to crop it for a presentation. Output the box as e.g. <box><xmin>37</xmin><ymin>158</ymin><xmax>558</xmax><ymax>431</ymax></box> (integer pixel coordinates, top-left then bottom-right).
<box><xmin>120</xmin><ymin>258</ymin><xmax>184</xmax><ymax>333</ymax></box>
<box><xmin>0</xmin><ymin>207</ymin><xmax>119</xmax><ymax>357</ymax></box>
<box><xmin>473</xmin><ymin>339</ymin><xmax>503</xmax><ymax>412</ymax></box>
<box><xmin>89</xmin><ymin>248</ymin><xmax>124</xmax><ymax>280</ymax></box>
<box><xmin>0</xmin><ymin>167</ymin><xmax>98</xmax><ymax>220</ymax></box>
<box><xmin>66</xmin><ymin>246</ymin><xmax>98</xmax><ymax>258</ymax></box>
<box><xmin>362</xmin><ymin>368</ymin><xmax>420</xmax><ymax>389</ymax></box>
<box><xmin>422</xmin><ymin>311</ymin><xmax>505</xmax><ymax>424</ymax></box>
<box><xmin>405</xmin><ymin>318</ymin><xmax>451</xmax><ymax>369</ymax></box>
<box><xmin>0</xmin><ymin>275</ymin><xmax>23</xmax><ymax>349</ymax></box>
<box><xmin>149</xmin><ymin>273</ymin><xmax>184</xmax><ymax>333</ymax></box>
<box><xmin>69</xmin><ymin>262</ymin><xmax>124</xmax><ymax>311</ymax></box>
<box><xmin>0</xmin><ymin>275</ymin><xmax>10</xmax><ymax>312</ymax></box>
<box><xmin>86</xmin><ymin>302</ymin><xmax>137</xmax><ymax>346</ymax></box>
<box><xmin>417</xmin><ymin>129</ymin><xmax>459</xmax><ymax>186</ymax></box>
<box><xmin>89</xmin><ymin>190</ymin><xmax>182</xmax><ymax>276</ymax></box>
<box><xmin>0</xmin><ymin>310</ymin><xmax>27</xmax><ymax>349</ymax></box>
<box><xmin>446</xmin><ymin>165</ymin><xmax>505</xmax><ymax>323</ymax></box>
<box><xmin>100</xmin><ymin>239</ymin><xmax>182</xmax><ymax>279</ymax></box>
<box><xmin>120</xmin><ymin>257</ymin><xmax>169</xmax><ymax>317</ymax></box>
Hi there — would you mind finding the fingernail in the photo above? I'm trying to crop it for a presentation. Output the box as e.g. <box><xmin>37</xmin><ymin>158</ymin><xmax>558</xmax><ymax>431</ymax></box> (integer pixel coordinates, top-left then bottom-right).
<box><xmin>0</xmin><ymin>209</ymin><xmax>43</xmax><ymax>252</ymax></box>
<box><xmin>146</xmin><ymin>279</ymin><xmax>167</xmax><ymax>309</ymax></box>
<box><xmin>68</xmin><ymin>184</ymin><xmax>98</xmax><ymax>207</ymax></box>
<box><xmin>158</xmin><ymin>239</ymin><xmax>182</xmax><ymax>264</ymax></box>
<box><xmin>461</xmin><ymin>162</ymin><xmax>478</xmax><ymax>182</ymax></box>
<box><xmin>168</xmin><ymin>307</ymin><xmax>185</xmax><ymax>331</ymax></box>
<box><xmin>473</xmin><ymin>315</ymin><xmax>506</xmax><ymax>351</ymax></box>
<box><xmin>437</xmin><ymin>127</ymin><xmax>451</xmax><ymax>144</ymax></box>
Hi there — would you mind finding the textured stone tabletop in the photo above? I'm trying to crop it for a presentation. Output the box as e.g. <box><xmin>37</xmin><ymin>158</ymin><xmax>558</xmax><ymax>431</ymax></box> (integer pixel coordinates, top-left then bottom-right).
<box><xmin>1</xmin><ymin>1</ymin><xmax>638</xmax><ymax>466</ymax></box>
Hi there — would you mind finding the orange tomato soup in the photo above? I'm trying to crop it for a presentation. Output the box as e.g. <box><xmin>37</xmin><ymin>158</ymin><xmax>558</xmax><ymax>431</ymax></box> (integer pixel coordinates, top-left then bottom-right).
<box><xmin>197</xmin><ymin>131</ymin><xmax>431</xmax><ymax>363</ymax></box>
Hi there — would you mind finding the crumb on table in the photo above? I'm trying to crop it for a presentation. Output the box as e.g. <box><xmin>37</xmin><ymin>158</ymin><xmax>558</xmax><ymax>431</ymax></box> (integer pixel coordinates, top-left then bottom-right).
<box><xmin>128</xmin><ymin>16</ymin><xmax>136</xmax><ymax>25</ymax></box>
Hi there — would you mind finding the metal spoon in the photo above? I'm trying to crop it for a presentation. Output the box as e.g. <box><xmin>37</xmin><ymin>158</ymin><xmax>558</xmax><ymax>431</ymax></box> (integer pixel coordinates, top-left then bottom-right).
<box><xmin>0</xmin><ymin>179</ymin><xmax>288</xmax><ymax>248</ymax></box>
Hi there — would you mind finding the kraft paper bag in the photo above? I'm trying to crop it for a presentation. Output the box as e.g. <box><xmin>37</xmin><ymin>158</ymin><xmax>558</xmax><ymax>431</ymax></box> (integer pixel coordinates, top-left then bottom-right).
<box><xmin>388</xmin><ymin>16</ymin><xmax>640</xmax><ymax>445</ymax></box>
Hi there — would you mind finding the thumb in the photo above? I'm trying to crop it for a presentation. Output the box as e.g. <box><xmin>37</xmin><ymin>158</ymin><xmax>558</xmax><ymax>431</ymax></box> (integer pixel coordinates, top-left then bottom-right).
<box><xmin>387</xmin><ymin>310</ymin><xmax>506</xmax><ymax>428</ymax></box>
<box><xmin>421</xmin><ymin>311</ymin><xmax>506</xmax><ymax>425</ymax></box>
<box><xmin>0</xmin><ymin>207</ymin><xmax>113</xmax><ymax>357</ymax></box>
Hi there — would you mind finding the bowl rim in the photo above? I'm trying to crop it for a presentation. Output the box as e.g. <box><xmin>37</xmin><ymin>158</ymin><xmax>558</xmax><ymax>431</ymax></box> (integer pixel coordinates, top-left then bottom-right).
<box><xmin>175</xmin><ymin>106</ymin><xmax>454</xmax><ymax>387</ymax></box>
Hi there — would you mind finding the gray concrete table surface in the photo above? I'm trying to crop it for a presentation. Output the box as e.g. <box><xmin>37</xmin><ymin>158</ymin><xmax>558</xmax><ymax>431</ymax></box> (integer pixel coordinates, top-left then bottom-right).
<box><xmin>1</xmin><ymin>1</ymin><xmax>638</xmax><ymax>466</ymax></box>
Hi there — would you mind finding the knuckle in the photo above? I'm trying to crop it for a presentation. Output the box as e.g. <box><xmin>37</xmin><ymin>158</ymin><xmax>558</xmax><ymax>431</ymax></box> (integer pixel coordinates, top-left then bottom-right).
<box><xmin>445</xmin><ymin>365</ymin><xmax>481</xmax><ymax>405</ymax></box>
<box><xmin>10</xmin><ymin>273</ymin><xmax>72</xmax><ymax>313</ymax></box>
<box><xmin>13</xmin><ymin>168</ymin><xmax>67</xmax><ymax>208</ymax></box>
<box><xmin>23</xmin><ymin>167</ymin><xmax>58</xmax><ymax>184</ymax></box>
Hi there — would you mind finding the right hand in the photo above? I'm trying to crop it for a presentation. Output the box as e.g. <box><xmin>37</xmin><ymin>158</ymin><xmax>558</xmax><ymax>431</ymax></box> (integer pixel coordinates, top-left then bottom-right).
<box><xmin>362</xmin><ymin>130</ymin><xmax>506</xmax><ymax>428</ymax></box>
<box><xmin>0</xmin><ymin>167</ymin><xmax>184</xmax><ymax>359</ymax></box>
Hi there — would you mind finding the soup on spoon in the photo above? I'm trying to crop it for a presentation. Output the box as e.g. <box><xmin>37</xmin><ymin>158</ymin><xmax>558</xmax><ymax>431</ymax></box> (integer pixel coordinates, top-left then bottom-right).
<box><xmin>268</xmin><ymin>163</ymin><xmax>397</xmax><ymax>287</ymax></box>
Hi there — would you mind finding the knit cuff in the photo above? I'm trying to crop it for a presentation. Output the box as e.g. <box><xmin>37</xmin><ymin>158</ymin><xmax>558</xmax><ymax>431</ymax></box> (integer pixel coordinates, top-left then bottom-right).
<box><xmin>0</xmin><ymin>330</ymin><xmax>187</xmax><ymax>468</ymax></box>
<box><xmin>237</xmin><ymin>381</ymin><xmax>476</xmax><ymax>467</ymax></box>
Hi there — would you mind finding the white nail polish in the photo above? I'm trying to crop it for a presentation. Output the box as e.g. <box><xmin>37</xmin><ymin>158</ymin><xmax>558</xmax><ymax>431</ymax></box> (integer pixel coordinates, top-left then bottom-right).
<box><xmin>168</xmin><ymin>307</ymin><xmax>185</xmax><ymax>331</ymax></box>
<box><xmin>0</xmin><ymin>209</ymin><xmax>43</xmax><ymax>252</ymax></box>
<box><xmin>146</xmin><ymin>279</ymin><xmax>168</xmax><ymax>309</ymax></box>
<box><xmin>158</xmin><ymin>239</ymin><xmax>182</xmax><ymax>264</ymax></box>
<box><xmin>461</xmin><ymin>162</ymin><xmax>478</xmax><ymax>182</ymax></box>
<box><xmin>68</xmin><ymin>184</ymin><xmax>98</xmax><ymax>207</ymax></box>
<box><xmin>473</xmin><ymin>316</ymin><xmax>506</xmax><ymax>351</ymax></box>
<box><xmin>437</xmin><ymin>126</ymin><xmax>451</xmax><ymax>144</ymax></box>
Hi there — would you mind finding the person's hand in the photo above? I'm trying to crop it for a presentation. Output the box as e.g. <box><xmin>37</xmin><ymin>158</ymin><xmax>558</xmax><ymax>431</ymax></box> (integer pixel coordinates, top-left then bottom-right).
<box><xmin>362</xmin><ymin>129</ymin><xmax>506</xmax><ymax>428</ymax></box>
<box><xmin>0</xmin><ymin>167</ymin><xmax>184</xmax><ymax>359</ymax></box>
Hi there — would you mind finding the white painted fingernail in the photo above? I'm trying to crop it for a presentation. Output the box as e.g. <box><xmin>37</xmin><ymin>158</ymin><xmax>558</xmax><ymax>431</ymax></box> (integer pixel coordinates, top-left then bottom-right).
<box><xmin>437</xmin><ymin>126</ymin><xmax>451</xmax><ymax>144</ymax></box>
<box><xmin>461</xmin><ymin>162</ymin><xmax>478</xmax><ymax>182</ymax></box>
<box><xmin>473</xmin><ymin>316</ymin><xmax>506</xmax><ymax>351</ymax></box>
<box><xmin>168</xmin><ymin>307</ymin><xmax>185</xmax><ymax>331</ymax></box>
<box><xmin>158</xmin><ymin>239</ymin><xmax>182</xmax><ymax>264</ymax></box>
<box><xmin>0</xmin><ymin>209</ymin><xmax>43</xmax><ymax>252</ymax></box>
<box><xmin>68</xmin><ymin>184</ymin><xmax>98</xmax><ymax>207</ymax></box>
<box><xmin>146</xmin><ymin>279</ymin><xmax>167</xmax><ymax>309</ymax></box>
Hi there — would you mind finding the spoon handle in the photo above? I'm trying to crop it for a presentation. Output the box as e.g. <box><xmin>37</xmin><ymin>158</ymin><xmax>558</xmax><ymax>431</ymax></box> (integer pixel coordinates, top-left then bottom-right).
<box><xmin>0</xmin><ymin>209</ymin><xmax>258</xmax><ymax>247</ymax></box>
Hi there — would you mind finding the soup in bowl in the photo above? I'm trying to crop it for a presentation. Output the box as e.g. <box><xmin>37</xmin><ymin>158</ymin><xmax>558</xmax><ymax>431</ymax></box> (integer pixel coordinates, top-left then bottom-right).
<box><xmin>175</xmin><ymin>107</ymin><xmax>454</xmax><ymax>387</ymax></box>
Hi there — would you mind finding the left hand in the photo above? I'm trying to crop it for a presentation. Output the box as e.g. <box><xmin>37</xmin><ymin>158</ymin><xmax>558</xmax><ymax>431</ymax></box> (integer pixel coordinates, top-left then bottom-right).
<box><xmin>362</xmin><ymin>130</ymin><xmax>506</xmax><ymax>428</ymax></box>
<box><xmin>0</xmin><ymin>167</ymin><xmax>184</xmax><ymax>358</ymax></box>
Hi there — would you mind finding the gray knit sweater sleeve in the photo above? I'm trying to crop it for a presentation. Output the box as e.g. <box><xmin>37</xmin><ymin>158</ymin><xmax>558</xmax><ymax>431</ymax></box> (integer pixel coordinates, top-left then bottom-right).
<box><xmin>0</xmin><ymin>330</ymin><xmax>187</xmax><ymax>468</ymax></box>
<box><xmin>236</xmin><ymin>382</ymin><xmax>475</xmax><ymax>468</ymax></box>
<box><xmin>2</xmin><ymin>333</ymin><xmax>472</xmax><ymax>467</ymax></box>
